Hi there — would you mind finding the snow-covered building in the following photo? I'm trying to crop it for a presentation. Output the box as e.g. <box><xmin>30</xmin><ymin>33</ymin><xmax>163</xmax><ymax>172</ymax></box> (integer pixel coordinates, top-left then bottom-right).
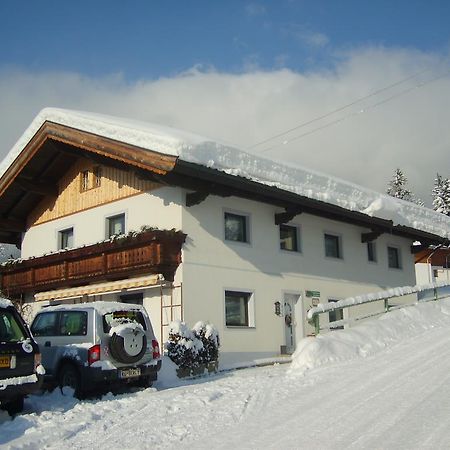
<box><xmin>0</xmin><ymin>108</ymin><xmax>449</xmax><ymax>365</ymax></box>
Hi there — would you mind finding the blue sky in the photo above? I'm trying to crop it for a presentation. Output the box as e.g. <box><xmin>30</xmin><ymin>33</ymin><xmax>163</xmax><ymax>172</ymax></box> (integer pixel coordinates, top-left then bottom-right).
<box><xmin>1</xmin><ymin>1</ymin><xmax>450</xmax><ymax>202</ymax></box>
<box><xmin>1</xmin><ymin>1</ymin><xmax>449</xmax><ymax>79</ymax></box>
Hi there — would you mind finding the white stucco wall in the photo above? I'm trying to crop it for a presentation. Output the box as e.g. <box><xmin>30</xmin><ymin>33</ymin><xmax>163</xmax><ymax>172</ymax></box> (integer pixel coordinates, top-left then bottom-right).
<box><xmin>21</xmin><ymin>185</ymin><xmax>418</xmax><ymax>365</ymax></box>
<box><xmin>21</xmin><ymin>187</ymin><xmax>183</xmax><ymax>258</ymax></box>
<box><xmin>181</xmin><ymin>194</ymin><xmax>416</xmax><ymax>364</ymax></box>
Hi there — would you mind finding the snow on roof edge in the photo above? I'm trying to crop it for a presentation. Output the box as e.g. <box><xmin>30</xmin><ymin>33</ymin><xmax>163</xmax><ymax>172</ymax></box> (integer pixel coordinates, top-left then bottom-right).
<box><xmin>2</xmin><ymin>107</ymin><xmax>450</xmax><ymax>240</ymax></box>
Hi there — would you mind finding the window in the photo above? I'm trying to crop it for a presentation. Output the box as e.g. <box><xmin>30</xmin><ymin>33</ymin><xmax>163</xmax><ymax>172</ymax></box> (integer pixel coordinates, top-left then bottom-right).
<box><xmin>324</xmin><ymin>233</ymin><xmax>342</xmax><ymax>258</ymax></box>
<box><xmin>280</xmin><ymin>225</ymin><xmax>299</xmax><ymax>252</ymax></box>
<box><xmin>107</xmin><ymin>213</ymin><xmax>125</xmax><ymax>238</ymax></box>
<box><xmin>224</xmin><ymin>212</ymin><xmax>249</xmax><ymax>243</ymax></box>
<box><xmin>225</xmin><ymin>291</ymin><xmax>252</xmax><ymax>327</ymax></box>
<box><xmin>80</xmin><ymin>170</ymin><xmax>89</xmax><ymax>192</ymax></box>
<box><xmin>367</xmin><ymin>241</ymin><xmax>377</xmax><ymax>262</ymax></box>
<box><xmin>58</xmin><ymin>228</ymin><xmax>74</xmax><ymax>250</ymax></box>
<box><xmin>388</xmin><ymin>246</ymin><xmax>401</xmax><ymax>269</ymax></box>
<box><xmin>0</xmin><ymin>311</ymin><xmax>27</xmax><ymax>342</ymax></box>
<box><xmin>59</xmin><ymin>311</ymin><xmax>87</xmax><ymax>336</ymax></box>
<box><xmin>31</xmin><ymin>312</ymin><xmax>58</xmax><ymax>337</ymax></box>
<box><xmin>120</xmin><ymin>293</ymin><xmax>144</xmax><ymax>305</ymax></box>
<box><xmin>93</xmin><ymin>166</ymin><xmax>102</xmax><ymax>188</ymax></box>
<box><xmin>328</xmin><ymin>299</ymin><xmax>344</xmax><ymax>330</ymax></box>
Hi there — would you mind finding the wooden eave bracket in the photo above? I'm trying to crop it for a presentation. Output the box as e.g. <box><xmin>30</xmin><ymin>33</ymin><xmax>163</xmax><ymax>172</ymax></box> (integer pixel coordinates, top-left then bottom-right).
<box><xmin>16</xmin><ymin>178</ymin><xmax>58</xmax><ymax>197</ymax></box>
<box><xmin>186</xmin><ymin>191</ymin><xmax>209</xmax><ymax>207</ymax></box>
<box><xmin>275</xmin><ymin>208</ymin><xmax>303</xmax><ymax>225</ymax></box>
<box><xmin>361</xmin><ymin>230</ymin><xmax>383</xmax><ymax>243</ymax></box>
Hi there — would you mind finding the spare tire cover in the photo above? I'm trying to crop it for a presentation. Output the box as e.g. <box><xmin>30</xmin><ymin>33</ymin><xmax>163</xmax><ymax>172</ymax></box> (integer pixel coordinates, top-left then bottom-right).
<box><xmin>109</xmin><ymin>325</ymin><xmax>147</xmax><ymax>364</ymax></box>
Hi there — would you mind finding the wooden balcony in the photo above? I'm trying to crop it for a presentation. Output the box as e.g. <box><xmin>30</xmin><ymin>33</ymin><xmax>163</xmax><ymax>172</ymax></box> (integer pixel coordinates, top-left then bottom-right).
<box><xmin>0</xmin><ymin>229</ymin><xmax>186</xmax><ymax>297</ymax></box>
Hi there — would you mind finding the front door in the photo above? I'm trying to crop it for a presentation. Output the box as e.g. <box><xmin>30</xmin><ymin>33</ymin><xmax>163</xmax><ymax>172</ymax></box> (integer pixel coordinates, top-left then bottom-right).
<box><xmin>283</xmin><ymin>293</ymin><xmax>301</xmax><ymax>354</ymax></box>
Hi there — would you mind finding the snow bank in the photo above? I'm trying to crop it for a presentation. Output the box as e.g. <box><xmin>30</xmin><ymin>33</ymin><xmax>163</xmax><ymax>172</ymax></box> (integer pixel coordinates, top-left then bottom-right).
<box><xmin>3</xmin><ymin>107</ymin><xmax>450</xmax><ymax>239</ymax></box>
<box><xmin>290</xmin><ymin>298</ymin><xmax>450</xmax><ymax>376</ymax></box>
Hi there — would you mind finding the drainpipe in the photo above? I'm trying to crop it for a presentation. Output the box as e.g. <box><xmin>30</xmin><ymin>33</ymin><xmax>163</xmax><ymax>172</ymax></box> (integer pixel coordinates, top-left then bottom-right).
<box><xmin>426</xmin><ymin>245</ymin><xmax>443</xmax><ymax>301</ymax></box>
<box><xmin>446</xmin><ymin>253</ymin><xmax>450</xmax><ymax>281</ymax></box>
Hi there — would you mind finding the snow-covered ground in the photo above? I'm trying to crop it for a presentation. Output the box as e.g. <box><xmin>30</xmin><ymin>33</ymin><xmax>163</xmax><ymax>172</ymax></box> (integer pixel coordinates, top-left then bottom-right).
<box><xmin>3</xmin><ymin>299</ymin><xmax>450</xmax><ymax>449</ymax></box>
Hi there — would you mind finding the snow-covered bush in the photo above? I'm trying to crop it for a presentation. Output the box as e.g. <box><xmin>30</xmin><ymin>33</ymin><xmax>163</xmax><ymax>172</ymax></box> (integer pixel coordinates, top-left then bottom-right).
<box><xmin>166</xmin><ymin>320</ymin><xmax>203</xmax><ymax>370</ymax></box>
<box><xmin>193</xmin><ymin>321</ymin><xmax>220</xmax><ymax>365</ymax></box>
<box><xmin>166</xmin><ymin>320</ymin><xmax>220</xmax><ymax>376</ymax></box>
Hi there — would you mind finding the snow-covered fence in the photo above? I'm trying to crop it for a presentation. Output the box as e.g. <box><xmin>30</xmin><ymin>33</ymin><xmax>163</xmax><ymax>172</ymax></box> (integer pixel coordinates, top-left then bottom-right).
<box><xmin>307</xmin><ymin>280</ymin><xmax>450</xmax><ymax>334</ymax></box>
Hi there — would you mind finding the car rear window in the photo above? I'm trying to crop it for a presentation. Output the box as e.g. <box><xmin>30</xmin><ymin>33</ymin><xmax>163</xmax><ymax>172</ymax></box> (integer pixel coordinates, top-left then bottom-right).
<box><xmin>0</xmin><ymin>310</ymin><xmax>27</xmax><ymax>343</ymax></box>
<box><xmin>102</xmin><ymin>310</ymin><xmax>147</xmax><ymax>333</ymax></box>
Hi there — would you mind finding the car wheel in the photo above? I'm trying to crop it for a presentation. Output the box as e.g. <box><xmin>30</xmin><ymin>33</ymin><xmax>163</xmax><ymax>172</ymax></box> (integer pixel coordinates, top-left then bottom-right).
<box><xmin>110</xmin><ymin>328</ymin><xmax>147</xmax><ymax>364</ymax></box>
<box><xmin>4</xmin><ymin>396</ymin><xmax>24</xmax><ymax>416</ymax></box>
<box><xmin>59</xmin><ymin>364</ymin><xmax>82</xmax><ymax>398</ymax></box>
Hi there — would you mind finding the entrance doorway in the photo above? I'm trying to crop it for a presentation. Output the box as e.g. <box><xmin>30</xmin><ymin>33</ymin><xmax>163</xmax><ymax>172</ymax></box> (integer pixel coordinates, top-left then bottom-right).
<box><xmin>283</xmin><ymin>293</ymin><xmax>301</xmax><ymax>354</ymax></box>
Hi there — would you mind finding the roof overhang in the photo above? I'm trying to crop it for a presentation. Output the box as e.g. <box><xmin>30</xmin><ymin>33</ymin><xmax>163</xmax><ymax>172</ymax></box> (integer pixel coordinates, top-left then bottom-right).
<box><xmin>0</xmin><ymin>119</ymin><xmax>447</xmax><ymax>247</ymax></box>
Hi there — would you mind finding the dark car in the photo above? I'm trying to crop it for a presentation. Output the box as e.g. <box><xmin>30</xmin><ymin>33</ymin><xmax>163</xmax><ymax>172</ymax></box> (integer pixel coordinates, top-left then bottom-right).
<box><xmin>0</xmin><ymin>299</ymin><xmax>44</xmax><ymax>415</ymax></box>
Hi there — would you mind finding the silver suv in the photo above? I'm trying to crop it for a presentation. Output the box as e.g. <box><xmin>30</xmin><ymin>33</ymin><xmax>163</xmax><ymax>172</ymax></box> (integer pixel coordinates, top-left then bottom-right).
<box><xmin>30</xmin><ymin>301</ymin><xmax>161</xmax><ymax>397</ymax></box>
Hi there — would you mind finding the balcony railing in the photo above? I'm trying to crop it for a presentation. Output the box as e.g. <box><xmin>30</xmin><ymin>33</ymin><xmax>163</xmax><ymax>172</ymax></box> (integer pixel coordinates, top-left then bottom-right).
<box><xmin>0</xmin><ymin>229</ymin><xmax>186</xmax><ymax>297</ymax></box>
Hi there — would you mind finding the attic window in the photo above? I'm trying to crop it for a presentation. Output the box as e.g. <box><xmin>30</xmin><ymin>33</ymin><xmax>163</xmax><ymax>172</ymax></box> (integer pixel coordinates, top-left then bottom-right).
<box><xmin>93</xmin><ymin>166</ymin><xmax>102</xmax><ymax>187</ymax></box>
<box><xmin>80</xmin><ymin>166</ymin><xmax>102</xmax><ymax>192</ymax></box>
<box><xmin>80</xmin><ymin>171</ymin><xmax>89</xmax><ymax>192</ymax></box>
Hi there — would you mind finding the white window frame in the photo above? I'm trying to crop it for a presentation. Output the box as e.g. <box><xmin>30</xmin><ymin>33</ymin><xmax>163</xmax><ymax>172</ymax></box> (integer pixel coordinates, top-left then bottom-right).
<box><xmin>224</xmin><ymin>289</ymin><xmax>255</xmax><ymax>328</ymax></box>
<box><xmin>279</xmin><ymin>223</ymin><xmax>301</xmax><ymax>253</ymax></box>
<box><xmin>223</xmin><ymin>209</ymin><xmax>251</xmax><ymax>245</ymax></box>
<box><xmin>105</xmin><ymin>212</ymin><xmax>126</xmax><ymax>239</ymax></box>
<box><xmin>324</xmin><ymin>232</ymin><xmax>343</xmax><ymax>259</ymax></box>
<box><xmin>57</xmin><ymin>226</ymin><xmax>74</xmax><ymax>250</ymax></box>
<box><xmin>387</xmin><ymin>245</ymin><xmax>402</xmax><ymax>269</ymax></box>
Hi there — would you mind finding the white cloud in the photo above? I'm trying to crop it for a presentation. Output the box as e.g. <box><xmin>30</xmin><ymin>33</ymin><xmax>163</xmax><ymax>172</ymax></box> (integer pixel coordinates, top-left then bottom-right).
<box><xmin>245</xmin><ymin>3</ymin><xmax>266</xmax><ymax>16</ymax></box>
<box><xmin>0</xmin><ymin>47</ymin><xmax>449</xmax><ymax>206</ymax></box>
<box><xmin>284</xmin><ymin>25</ymin><xmax>330</xmax><ymax>48</ymax></box>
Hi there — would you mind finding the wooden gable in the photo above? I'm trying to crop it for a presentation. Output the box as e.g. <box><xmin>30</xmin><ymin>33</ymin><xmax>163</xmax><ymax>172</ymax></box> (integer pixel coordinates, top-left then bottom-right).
<box><xmin>28</xmin><ymin>157</ymin><xmax>162</xmax><ymax>227</ymax></box>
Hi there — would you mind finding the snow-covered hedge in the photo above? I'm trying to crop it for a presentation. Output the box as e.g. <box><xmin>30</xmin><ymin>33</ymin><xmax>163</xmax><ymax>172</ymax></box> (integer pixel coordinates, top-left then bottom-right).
<box><xmin>166</xmin><ymin>320</ymin><xmax>220</xmax><ymax>377</ymax></box>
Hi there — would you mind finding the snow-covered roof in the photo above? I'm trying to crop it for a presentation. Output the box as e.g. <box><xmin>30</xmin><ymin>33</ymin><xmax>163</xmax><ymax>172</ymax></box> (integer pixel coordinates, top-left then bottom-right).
<box><xmin>3</xmin><ymin>107</ymin><xmax>450</xmax><ymax>240</ymax></box>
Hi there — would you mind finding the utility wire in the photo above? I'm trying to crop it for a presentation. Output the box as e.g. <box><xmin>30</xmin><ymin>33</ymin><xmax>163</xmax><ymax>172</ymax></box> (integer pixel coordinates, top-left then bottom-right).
<box><xmin>257</xmin><ymin>69</ymin><xmax>450</xmax><ymax>155</ymax></box>
<box><xmin>248</xmin><ymin>68</ymin><xmax>430</xmax><ymax>150</ymax></box>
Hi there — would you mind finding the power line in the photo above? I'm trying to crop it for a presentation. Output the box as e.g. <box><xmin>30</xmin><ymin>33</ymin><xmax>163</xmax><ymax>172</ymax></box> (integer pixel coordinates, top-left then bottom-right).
<box><xmin>257</xmin><ymin>69</ymin><xmax>450</xmax><ymax>155</ymax></box>
<box><xmin>248</xmin><ymin>68</ymin><xmax>430</xmax><ymax>151</ymax></box>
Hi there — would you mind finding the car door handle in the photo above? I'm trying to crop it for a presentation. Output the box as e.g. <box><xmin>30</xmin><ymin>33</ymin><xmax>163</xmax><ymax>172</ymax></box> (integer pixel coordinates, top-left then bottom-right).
<box><xmin>45</xmin><ymin>341</ymin><xmax>51</xmax><ymax>347</ymax></box>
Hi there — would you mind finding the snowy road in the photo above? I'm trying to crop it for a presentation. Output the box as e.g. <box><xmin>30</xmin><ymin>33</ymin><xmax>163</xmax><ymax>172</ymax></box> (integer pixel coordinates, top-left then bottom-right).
<box><xmin>2</xmin><ymin>300</ymin><xmax>450</xmax><ymax>449</ymax></box>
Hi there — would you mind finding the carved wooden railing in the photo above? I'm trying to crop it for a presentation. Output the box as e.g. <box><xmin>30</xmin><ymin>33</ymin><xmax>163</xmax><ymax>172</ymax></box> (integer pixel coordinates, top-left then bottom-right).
<box><xmin>0</xmin><ymin>229</ymin><xmax>186</xmax><ymax>297</ymax></box>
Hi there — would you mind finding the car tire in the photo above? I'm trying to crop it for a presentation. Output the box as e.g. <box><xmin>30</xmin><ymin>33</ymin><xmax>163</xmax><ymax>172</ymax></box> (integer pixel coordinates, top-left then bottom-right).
<box><xmin>4</xmin><ymin>396</ymin><xmax>24</xmax><ymax>416</ymax></box>
<box><xmin>59</xmin><ymin>364</ymin><xmax>82</xmax><ymax>398</ymax></box>
<box><xmin>110</xmin><ymin>329</ymin><xmax>147</xmax><ymax>364</ymax></box>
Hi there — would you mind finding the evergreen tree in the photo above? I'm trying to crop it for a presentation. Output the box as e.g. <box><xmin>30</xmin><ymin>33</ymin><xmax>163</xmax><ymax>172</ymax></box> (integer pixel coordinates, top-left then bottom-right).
<box><xmin>387</xmin><ymin>168</ymin><xmax>412</xmax><ymax>201</ymax></box>
<box><xmin>432</xmin><ymin>173</ymin><xmax>450</xmax><ymax>215</ymax></box>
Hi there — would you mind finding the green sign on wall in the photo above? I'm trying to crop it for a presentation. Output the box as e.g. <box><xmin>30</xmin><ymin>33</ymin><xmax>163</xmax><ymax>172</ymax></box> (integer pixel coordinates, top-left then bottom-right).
<box><xmin>306</xmin><ymin>290</ymin><xmax>320</xmax><ymax>298</ymax></box>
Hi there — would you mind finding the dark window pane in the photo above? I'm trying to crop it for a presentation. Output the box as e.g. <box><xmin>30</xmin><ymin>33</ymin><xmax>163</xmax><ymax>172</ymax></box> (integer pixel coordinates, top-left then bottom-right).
<box><xmin>59</xmin><ymin>312</ymin><xmax>88</xmax><ymax>336</ymax></box>
<box><xmin>328</xmin><ymin>300</ymin><xmax>344</xmax><ymax>330</ymax></box>
<box><xmin>224</xmin><ymin>213</ymin><xmax>248</xmax><ymax>242</ymax></box>
<box><xmin>225</xmin><ymin>291</ymin><xmax>250</xmax><ymax>326</ymax></box>
<box><xmin>31</xmin><ymin>312</ymin><xmax>58</xmax><ymax>337</ymax></box>
<box><xmin>0</xmin><ymin>311</ymin><xmax>27</xmax><ymax>342</ymax></box>
<box><xmin>280</xmin><ymin>225</ymin><xmax>298</xmax><ymax>251</ymax></box>
<box><xmin>59</xmin><ymin>228</ymin><xmax>73</xmax><ymax>250</ymax></box>
<box><xmin>325</xmin><ymin>234</ymin><xmax>341</xmax><ymax>258</ymax></box>
<box><xmin>388</xmin><ymin>247</ymin><xmax>400</xmax><ymax>268</ymax></box>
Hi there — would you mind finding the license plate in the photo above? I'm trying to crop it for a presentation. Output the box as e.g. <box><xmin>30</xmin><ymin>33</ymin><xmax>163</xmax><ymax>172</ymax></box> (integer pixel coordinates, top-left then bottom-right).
<box><xmin>119</xmin><ymin>368</ymin><xmax>141</xmax><ymax>379</ymax></box>
<box><xmin>0</xmin><ymin>356</ymin><xmax>10</xmax><ymax>368</ymax></box>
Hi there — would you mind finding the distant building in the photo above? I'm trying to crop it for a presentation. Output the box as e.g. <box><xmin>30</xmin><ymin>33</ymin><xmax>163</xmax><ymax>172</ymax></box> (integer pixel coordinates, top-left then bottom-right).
<box><xmin>0</xmin><ymin>108</ymin><xmax>448</xmax><ymax>365</ymax></box>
